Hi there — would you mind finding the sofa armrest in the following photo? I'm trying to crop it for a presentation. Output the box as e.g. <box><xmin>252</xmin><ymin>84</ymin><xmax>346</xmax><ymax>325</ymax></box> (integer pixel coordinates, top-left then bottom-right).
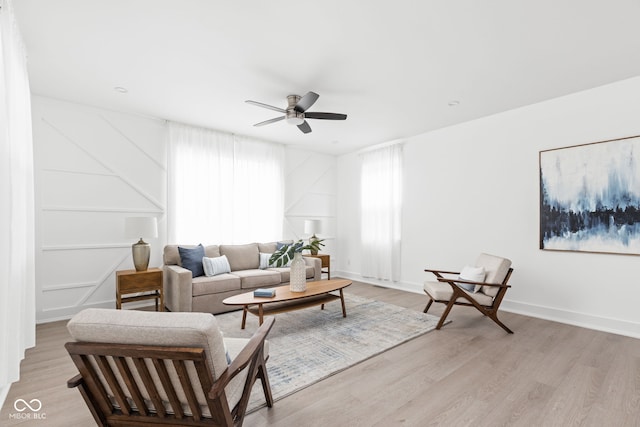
<box><xmin>163</xmin><ymin>265</ymin><xmax>194</xmax><ymax>312</ymax></box>
<box><xmin>303</xmin><ymin>256</ymin><xmax>322</xmax><ymax>281</ymax></box>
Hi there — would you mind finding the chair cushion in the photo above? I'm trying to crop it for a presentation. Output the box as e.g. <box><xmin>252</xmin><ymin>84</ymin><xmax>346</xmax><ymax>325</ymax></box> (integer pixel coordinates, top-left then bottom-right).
<box><xmin>66</xmin><ymin>308</ymin><xmax>248</xmax><ymax>416</ymax></box>
<box><xmin>423</xmin><ymin>280</ymin><xmax>494</xmax><ymax>306</ymax></box>
<box><xmin>474</xmin><ymin>253</ymin><xmax>512</xmax><ymax>297</ymax></box>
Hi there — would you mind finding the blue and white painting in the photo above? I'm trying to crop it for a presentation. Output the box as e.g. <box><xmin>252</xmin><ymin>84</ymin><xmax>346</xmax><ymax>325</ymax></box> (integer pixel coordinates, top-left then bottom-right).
<box><xmin>540</xmin><ymin>136</ymin><xmax>640</xmax><ymax>255</ymax></box>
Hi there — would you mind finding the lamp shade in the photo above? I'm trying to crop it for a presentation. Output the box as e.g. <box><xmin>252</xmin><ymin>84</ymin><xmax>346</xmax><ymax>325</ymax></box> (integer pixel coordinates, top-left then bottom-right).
<box><xmin>125</xmin><ymin>217</ymin><xmax>158</xmax><ymax>239</ymax></box>
<box><xmin>304</xmin><ymin>219</ymin><xmax>321</xmax><ymax>235</ymax></box>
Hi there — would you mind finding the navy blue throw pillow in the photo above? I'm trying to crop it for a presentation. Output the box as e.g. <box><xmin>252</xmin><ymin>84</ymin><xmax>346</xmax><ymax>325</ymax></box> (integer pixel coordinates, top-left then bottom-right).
<box><xmin>178</xmin><ymin>244</ymin><xmax>205</xmax><ymax>278</ymax></box>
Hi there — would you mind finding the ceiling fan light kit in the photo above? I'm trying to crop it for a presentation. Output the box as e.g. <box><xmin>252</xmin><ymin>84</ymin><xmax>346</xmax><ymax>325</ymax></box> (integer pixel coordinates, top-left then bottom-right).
<box><xmin>246</xmin><ymin>91</ymin><xmax>347</xmax><ymax>134</ymax></box>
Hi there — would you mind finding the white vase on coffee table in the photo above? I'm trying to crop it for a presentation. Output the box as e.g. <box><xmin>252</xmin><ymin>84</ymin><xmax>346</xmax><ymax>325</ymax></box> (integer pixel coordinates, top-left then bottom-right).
<box><xmin>289</xmin><ymin>252</ymin><xmax>307</xmax><ymax>292</ymax></box>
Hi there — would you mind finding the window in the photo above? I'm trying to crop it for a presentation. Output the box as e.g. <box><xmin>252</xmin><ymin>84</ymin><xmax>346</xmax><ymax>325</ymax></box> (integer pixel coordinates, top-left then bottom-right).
<box><xmin>168</xmin><ymin>123</ymin><xmax>284</xmax><ymax>244</ymax></box>
<box><xmin>360</xmin><ymin>144</ymin><xmax>403</xmax><ymax>281</ymax></box>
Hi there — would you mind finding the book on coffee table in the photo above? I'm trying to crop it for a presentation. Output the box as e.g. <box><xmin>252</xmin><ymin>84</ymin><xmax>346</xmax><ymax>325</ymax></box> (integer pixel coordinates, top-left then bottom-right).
<box><xmin>253</xmin><ymin>288</ymin><xmax>276</xmax><ymax>298</ymax></box>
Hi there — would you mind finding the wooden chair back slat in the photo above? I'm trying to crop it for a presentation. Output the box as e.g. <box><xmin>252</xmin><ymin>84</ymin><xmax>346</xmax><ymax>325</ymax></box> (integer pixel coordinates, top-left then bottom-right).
<box><xmin>113</xmin><ymin>356</ymin><xmax>150</xmax><ymax>416</ymax></box>
<box><xmin>95</xmin><ymin>355</ymin><xmax>131</xmax><ymax>415</ymax></box>
<box><xmin>132</xmin><ymin>357</ymin><xmax>167</xmax><ymax>417</ymax></box>
<box><xmin>69</xmin><ymin>353</ymin><xmax>113</xmax><ymax>416</ymax></box>
<box><xmin>174</xmin><ymin>359</ymin><xmax>203</xmax><ymax>421</ymax></box>
<box><xmin>152</xmin><ymin>358</ymin><xmax>185</xmax><ymax>419</ymax></box>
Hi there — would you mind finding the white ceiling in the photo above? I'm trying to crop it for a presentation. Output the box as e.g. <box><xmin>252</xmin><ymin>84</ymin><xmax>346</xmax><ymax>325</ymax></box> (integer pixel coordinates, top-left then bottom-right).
<box><xmin>13</xmin><ymin>0</ymin><xmax>640</xmax><ymax>155</ymax></box>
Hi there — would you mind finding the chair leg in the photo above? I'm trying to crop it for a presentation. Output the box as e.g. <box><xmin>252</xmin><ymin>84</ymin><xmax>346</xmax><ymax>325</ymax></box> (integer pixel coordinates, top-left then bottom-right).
<box><xmin>257</xmin><ymin>358</ymin><xmax>273</xmax><ymax>407</ymax></box>
<box><xmin>436</xmin><ymin>299</ymin><xmax>456</xmax><ymax>330</ymax></box>
<box><xmin>423</xmin><ymin>298</ymin><xmax>433</xmax><ymax>313</ymax></box>
<box><xmin>488</xmin><ymin>313</ymin><xmax>513</xmax><ymax>334</ymax></box>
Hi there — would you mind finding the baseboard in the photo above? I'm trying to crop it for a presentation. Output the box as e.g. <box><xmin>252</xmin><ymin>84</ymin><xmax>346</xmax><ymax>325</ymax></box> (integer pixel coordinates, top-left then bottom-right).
<box><xmin>333</xmin><ymin>270</ymin><xmax>424</xmax><ymax>294</ymax></box>
<box><xmin>37</xmin><ymin>300</ymin><xmax>157</xmax><ymax>324</ymax></box>
<box><xmin>500</xmin><ymin>300</ymin><xmax>640</xmax><ymax>339</ymax></box>
<box><xmin>334</xmin><ymin>270</ymin><xmax>640</xmax><ymax>339</ymax></box>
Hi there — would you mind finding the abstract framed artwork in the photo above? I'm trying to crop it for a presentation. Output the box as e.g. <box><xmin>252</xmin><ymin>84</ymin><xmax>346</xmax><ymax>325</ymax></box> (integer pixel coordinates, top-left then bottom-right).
<box><xmin>539</xmin><ymin>135</ymin><xmax>640</xmax><ymax>255</ymax></box>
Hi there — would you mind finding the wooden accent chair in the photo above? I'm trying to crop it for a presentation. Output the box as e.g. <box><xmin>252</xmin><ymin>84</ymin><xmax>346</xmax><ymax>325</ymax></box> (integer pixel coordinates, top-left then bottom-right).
<box><xmin>65</xmin><ymin>308</ymin><xmax>274</xmax><ymax>426</ymax></box>
<box><xmin>423</xmin><ymin>253</ymin><xmax>514</xmax><ymax>333</ymax></box>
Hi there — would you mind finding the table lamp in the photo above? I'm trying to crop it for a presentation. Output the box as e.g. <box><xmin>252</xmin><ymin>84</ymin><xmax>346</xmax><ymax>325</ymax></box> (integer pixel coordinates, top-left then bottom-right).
<box><xmin>125</xmin><ymin>217</ymin><xmax>158</xmax><ymax>271</ymax></box>
<box><xmin>304</xmin><ymin>219</ymin><xmax>321</xmax><ymax>255</ymax></box>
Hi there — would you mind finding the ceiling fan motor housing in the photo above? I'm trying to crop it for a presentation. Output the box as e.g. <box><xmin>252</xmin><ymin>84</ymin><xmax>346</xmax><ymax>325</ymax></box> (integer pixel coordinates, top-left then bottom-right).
<box><xmin>286</xmin><ymin>95</ymin><xmax>304</xmax><ymax>124</ymax></box>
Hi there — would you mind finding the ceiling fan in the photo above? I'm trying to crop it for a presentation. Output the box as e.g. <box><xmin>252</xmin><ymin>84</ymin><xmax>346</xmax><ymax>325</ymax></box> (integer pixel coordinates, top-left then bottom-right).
<box><xmin>245</xmin><ymin>91</ymin><xmax>347</xmax><ymax>134</ymax></box>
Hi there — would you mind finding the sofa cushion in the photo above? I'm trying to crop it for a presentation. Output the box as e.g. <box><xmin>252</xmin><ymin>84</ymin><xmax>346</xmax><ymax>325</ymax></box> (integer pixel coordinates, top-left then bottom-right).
<box><xmin>164</xmin><ymin>244</ymin><xmax>220</xmax><ymax>266</ymax></box>
<box><xmin>220</xmin><ymin>244</ymin><xmax>259</xmax><ymax>271</ymax></box>
<box><xmin>232</xmin><ymin>269</ymin><xmax>281</xmax><ymax>289</ymax></box>
<box><xmin>192</xmin><ymin>273</ymin><xmax>241</xmax><ymax>296</ymax></box>
<box><xmin>258</xmin><ymin>242</ymin><xmax>277</xmax><ymax>254</ymax></box>
<box><xmin>267</xmin><ymin>266</ymin><xmax>315</xmax><ymax>282</ymax></box>
<box><xmin>178</xmin><ymin>244</ymin><xmax>205</xmax><ymax>277</ymax></box>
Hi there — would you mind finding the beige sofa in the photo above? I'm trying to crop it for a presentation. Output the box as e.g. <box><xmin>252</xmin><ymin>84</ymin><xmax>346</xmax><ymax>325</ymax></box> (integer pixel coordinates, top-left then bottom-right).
<box><xmin>163</xmin><ymin>242</ymin><xmax>321</xmax><ymax>314</ymax></box>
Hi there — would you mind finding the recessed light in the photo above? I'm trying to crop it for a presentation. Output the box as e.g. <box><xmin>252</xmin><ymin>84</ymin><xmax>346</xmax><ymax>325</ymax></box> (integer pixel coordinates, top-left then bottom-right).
<box><xmin>114</xmin><ymin>86</ymin><xmax>128</xmax><ymax>93</ymax></box>
<box><xmin>448</xmin><ymin>100</ymin><xmax>460</xmax><ymax>107</ymax></box>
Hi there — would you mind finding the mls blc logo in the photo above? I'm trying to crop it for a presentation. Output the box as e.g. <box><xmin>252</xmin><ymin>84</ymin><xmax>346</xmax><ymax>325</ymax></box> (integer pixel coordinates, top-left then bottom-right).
<box><xmin>9</xmin><ymin>398</ymin><xmax>46</xmax><ymax>420</ymax></box>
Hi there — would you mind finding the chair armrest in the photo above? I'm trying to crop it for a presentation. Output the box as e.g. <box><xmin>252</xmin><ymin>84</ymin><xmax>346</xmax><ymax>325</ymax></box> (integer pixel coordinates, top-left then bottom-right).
<box><xmin>67</xmin><ymin>374</ymin><xmax>84</xmax><ymax>389</ymax></box>
<box><xmin>424</xmin><ymin>268</ymin><xmax>460</xmax><ymax>276</ymax></box>
<box><xmin>163</xmin><ymin>265</ymin><xmax>193</xmax><ymax>312</ymax></box>
<box><xmin>209</xmin><ymin>317</ymin><xmax>275</xmax><ymax>399</ymax></box>
<box><xmin>436</xmin><ymin>277</ymin><xmax>511</xmax><ymax>288</ymax></box>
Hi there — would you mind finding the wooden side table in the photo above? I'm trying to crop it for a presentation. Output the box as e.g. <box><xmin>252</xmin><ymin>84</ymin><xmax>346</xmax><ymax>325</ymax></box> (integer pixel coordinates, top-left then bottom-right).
<box><xmin>116</xmin><ymin>268</ymin><xmax>164</xmax><ymax>311</ymax></box>
<box><xmin>305</xmin><ymin>254</ymin><xmax>330</xmax><ymax>279</ymax></box>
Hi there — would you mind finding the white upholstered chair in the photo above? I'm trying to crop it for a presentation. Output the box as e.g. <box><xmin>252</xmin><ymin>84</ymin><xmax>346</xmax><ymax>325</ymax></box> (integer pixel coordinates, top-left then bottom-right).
<box><xmin>65</xmin><ymin>308</ymin><xmax>273</xmax><ymax>426</ymax></box>
<box><xmin>423</xmin><ymin>253</ymin><xmax>514</xmax><ymax>333</ymax></box>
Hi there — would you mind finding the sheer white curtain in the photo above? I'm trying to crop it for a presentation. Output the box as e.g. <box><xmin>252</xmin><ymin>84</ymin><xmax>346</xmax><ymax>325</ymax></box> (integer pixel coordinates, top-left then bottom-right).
<box><xmin>360</xmin><ymin>144</ymin><xmax>403</xmax><ymax>281</ymax></box>
<box><xmin>168</xmin><ymin>122</ymin><xmax>284</xmax><ymax>244</ymax></box>
<box><xmin>0</xmin><ymin>0</ymin><xmax>36</xmax><ymax>406</ymax></box>
<box><xmin>232</xmin><ymin>135</ymin><xmax>284</xmax><ymax>242</ymax></box>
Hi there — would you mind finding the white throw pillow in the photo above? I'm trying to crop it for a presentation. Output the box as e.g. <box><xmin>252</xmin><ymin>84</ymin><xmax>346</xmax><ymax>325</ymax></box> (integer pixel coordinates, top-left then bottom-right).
<box><xmin>202</xmin><ymin>255</ymin><xmax>232</xmax><ymax>277</ymax></box>
<box><xmin>457</xmin><ymin>266</ymin><xmax>485</xmax><ymax>293</ymax></box>
<box><xmin>259</xmin><ymin>252</ymin><xmax>272</xmax><ymax>269</ymax></box>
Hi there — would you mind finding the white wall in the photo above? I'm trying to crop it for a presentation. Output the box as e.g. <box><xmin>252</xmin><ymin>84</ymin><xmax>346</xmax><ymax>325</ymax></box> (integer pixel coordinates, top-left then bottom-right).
<box><xmin>336</xmin><ymin>76</ymin><xmax>640</xmax><ymax>338</ymax></box>
<box><xmin>33</xmin><ymin>96</ymin><xmax>167</xmax><ymax>323</ymax></box>
<box><xmin>32</xmin><ymin>97</ymin><xmax>336</xmax><ymax>323</ymax></box>
<box><xmin>284</xmin><ymin>147</ymin><xmax>337</xmax><ymax>255</ymax></box>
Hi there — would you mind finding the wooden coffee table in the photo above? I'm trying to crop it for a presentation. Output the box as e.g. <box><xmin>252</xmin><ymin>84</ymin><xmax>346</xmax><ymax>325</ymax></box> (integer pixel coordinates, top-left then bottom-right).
<box><xmin>223</xmin><ymin>279</ymin><xmax>352</xmax><ymax>329</ymax></box>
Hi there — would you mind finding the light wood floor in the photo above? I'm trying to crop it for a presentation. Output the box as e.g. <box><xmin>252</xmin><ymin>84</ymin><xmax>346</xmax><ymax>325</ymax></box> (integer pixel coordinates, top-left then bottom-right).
<box><xmin>2</xmin><ymin>282</ymin><xmax>639</xmax><ymax>426</ymax></box>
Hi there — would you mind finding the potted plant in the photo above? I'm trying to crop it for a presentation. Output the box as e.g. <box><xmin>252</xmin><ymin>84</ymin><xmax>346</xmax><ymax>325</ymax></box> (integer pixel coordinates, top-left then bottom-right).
<box><xmin>269</xmin><ymin>239</ymin><xmax>325</xmax><ymax>292</ymax></box>
<box><xmin>268</xmin><ymin>239</ymin><xmax>325</xmax><ymax>267</ymax></box>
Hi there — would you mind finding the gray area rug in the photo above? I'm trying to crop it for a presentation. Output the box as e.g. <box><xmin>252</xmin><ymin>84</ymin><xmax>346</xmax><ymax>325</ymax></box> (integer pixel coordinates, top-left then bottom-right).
<box><xmin>214</xmin><ymin>293</ymin><xmax>442</xmax><ymax>412</ymax></box>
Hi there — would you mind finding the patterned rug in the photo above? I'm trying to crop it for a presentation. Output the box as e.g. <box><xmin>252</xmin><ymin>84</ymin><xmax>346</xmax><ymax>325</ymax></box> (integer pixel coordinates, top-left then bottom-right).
<box><xmin>214</xmin><ymin>293</ymin><xmax>442</xmax><ymax>412</ymax></box>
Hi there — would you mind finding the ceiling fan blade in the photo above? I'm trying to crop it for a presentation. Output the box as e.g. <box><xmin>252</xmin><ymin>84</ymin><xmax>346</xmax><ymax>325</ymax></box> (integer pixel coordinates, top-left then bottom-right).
<box><xmin>304</xmin><ymin>112</ymin><xmax>347</xmax><ymax>120</ymax></box>
<box><xmin>245</xmin><ymin>100</ymin><xmax>286</xmax><ymax>113</ymax></box>
<box><xmin>253</xmin><ymin>116</ymin><xmax>285</xmax><ymax>127</ymax></box>
<box><xmin>294</xmin><ymin>91</ymin><xmax>319</xmax><ymax>112</ymax></box>
<box><xmin>297</xmin><ymin>121</ymin><xmax>312</xmax><ymax>134</ymax></box>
